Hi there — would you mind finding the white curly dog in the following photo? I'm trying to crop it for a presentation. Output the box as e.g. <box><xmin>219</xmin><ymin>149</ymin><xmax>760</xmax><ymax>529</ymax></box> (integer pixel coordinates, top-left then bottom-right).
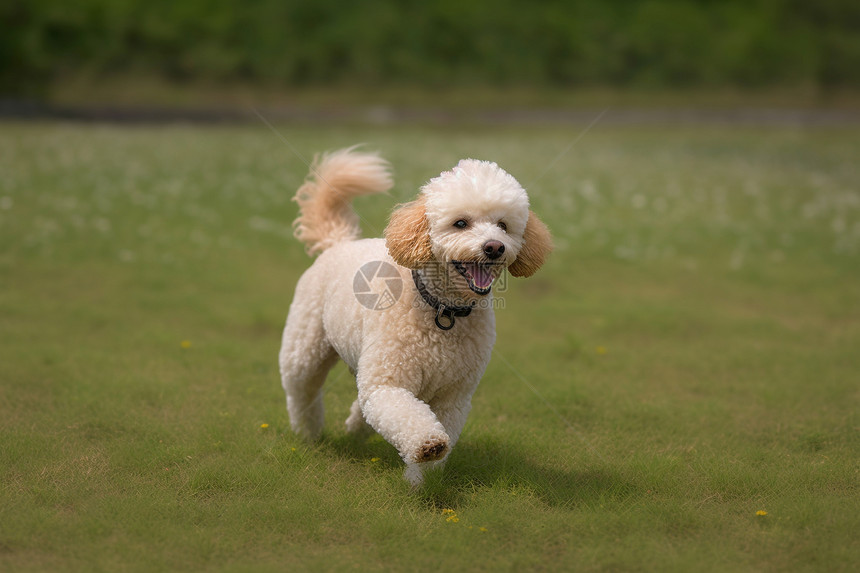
<box><xmin>279</xmin><ymin>148</ymin><xmax>552</xmax><ymax>486</ymax></box>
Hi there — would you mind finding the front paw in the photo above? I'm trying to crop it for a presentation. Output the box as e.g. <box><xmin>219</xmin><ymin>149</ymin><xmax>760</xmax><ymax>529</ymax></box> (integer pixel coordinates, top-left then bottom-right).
<box><xmin>413</xmin><ymin>434</ymin><xmax>449</xmax><ymax>463</ymax></box>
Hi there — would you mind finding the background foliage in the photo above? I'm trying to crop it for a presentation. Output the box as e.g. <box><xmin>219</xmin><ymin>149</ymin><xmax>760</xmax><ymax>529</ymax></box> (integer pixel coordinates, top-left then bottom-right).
<box><xmin>3</xmin><ymin>0</ymin><xmax>860</xmax><ymax>96</ymax></box>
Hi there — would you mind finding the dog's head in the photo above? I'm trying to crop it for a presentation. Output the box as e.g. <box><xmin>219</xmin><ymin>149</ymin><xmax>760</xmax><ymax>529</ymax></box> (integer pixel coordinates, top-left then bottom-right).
<box><xmin>385</xmin><ymin>159</ymin><xmax>552</xmax><ymax>296</ymax></box>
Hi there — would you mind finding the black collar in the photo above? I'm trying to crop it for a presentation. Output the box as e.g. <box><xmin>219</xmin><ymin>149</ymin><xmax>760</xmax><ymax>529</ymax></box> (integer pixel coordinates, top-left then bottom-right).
<box><xmin>412</xmin><ymin>269</ymin><xmax>475</xmax><ymax>330</ymax></box>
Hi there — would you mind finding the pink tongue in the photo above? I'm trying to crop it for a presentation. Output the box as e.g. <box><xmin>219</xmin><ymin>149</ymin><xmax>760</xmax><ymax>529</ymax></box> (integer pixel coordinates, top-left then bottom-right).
<box><xmin>466</xmin><ymin>263</ymin><xmax>494</xmax><ymax>289</ymax></box>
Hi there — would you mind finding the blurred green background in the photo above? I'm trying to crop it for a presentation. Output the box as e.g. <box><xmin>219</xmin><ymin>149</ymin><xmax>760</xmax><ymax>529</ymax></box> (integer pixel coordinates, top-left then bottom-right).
<box><xmin>3</xmin><ymin>0</ymin><xmax>859</xmax><ymax>105</ymax></box>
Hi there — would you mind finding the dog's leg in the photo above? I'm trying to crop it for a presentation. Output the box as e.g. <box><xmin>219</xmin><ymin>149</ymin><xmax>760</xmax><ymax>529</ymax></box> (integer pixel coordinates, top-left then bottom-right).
<box><xmin>403</xmin><ymin>460</ymin><xmax>441</xmax><ymax>487</ymax></box>
<box><xmin>356</xmin><ymin>373</ymin><xmax>450</xmax><ymax>472</ymax></box>
<box><xmin>399</xmin><ymin>389</ymin><xmax>476</xmax><ymax>486</ymax></box>
<box><xmin>345</xmin><ymin>398</ymin><xmax>373</xmax><ymax>435</ymax></box>
<box><xmin>429</xmin><ymin>385</ymin><xmax>475</xmax><ymax>460</ymax></box>
<box><xmin>279</xmin><ymin>316</ymin><xmax>338</xmax><ymax>441</ymax></box>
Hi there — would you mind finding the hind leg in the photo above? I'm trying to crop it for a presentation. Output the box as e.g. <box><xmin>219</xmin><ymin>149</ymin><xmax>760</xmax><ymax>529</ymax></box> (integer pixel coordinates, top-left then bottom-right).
<box><xmin>279</xmin><ymin>309</ymin><xmax>338</xmax><ymax>441</ymax></box>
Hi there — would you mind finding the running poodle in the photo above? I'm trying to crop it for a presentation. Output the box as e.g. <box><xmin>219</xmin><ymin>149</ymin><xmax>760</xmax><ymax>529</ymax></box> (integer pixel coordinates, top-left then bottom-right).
<box><xmin>279</xmin><ymin>148</ymin><xmax>552</xmax><ymax>486</ymax></box>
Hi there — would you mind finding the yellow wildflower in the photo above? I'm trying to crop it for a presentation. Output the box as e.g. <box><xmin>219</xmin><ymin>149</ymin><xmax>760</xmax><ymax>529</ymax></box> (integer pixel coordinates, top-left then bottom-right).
<box><xmin>181</xmin><ymin>340</ymin><xmax>192</xmax><ymax>349</ymax></box>
<box><xmin>260</xmin><ymin>423</ymin><xmax>269</xmax><ymax>429</ymax></box>
<box><xmin>371</xmin><ymin>457</ymin><xmax>380</xmax><ymax>462</ymax></box>
<box><xmin>441</xmin><ymin>508</ymin><xmax>460</xmax><ymax>523</ymax></box>
<box><xmin>756</xmin><ymin>510</ymin><xmax>768</xmax><ymax>516</ymax></box>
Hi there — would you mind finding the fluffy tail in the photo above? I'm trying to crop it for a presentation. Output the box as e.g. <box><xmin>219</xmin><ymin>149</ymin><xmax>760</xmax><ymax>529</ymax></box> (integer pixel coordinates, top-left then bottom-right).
<box><xmin>292</xmin><ymin>147</ymin><xmax>393</xmax><ymax>256</ymax></box>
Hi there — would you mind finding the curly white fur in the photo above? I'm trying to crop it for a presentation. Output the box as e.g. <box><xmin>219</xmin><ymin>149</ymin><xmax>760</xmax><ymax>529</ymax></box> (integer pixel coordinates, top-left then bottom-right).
<box><xmin>279</xmin><ymin>148</ymin><xmax>552</xmax><ymax>486</ymax></box>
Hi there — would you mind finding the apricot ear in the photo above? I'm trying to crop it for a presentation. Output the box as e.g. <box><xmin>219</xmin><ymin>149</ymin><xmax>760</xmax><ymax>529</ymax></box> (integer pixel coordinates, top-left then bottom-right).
<box><xmin>508</xmin><ymin>211</ymin><xmax>553</xmax><ymax>278</ymax></box>
<box><xmin>385</xmin><ymin>196</ymin><xmax>433</xmax><ymax>268</ymax></box>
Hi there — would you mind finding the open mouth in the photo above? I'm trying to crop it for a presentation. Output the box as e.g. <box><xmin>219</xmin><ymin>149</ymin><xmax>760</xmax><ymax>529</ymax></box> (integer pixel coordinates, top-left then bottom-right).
<box><xmin>453</xmin><ymin>261</ymin><xmax>497</xmax><ymax>295</ymax></box>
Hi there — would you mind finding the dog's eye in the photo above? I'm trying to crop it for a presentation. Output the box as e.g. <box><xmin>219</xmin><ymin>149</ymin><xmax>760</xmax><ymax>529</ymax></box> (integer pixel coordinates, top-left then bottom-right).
<box><xmin>453</xmin><ymin>219</ymin><xmax>468</xmax><ymax>229</ymax></box>
<box><xmin>497</xmin><ymin>221</ymin><xmax>507</xmax><ymax>232</ymax></box>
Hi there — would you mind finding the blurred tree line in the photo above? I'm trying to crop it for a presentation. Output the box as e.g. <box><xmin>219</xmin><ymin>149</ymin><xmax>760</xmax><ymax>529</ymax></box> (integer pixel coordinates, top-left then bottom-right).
<box><xmin>2</xmin><ymin>0</ymin><xmax>858</xmax><ymax>96</ymax></box>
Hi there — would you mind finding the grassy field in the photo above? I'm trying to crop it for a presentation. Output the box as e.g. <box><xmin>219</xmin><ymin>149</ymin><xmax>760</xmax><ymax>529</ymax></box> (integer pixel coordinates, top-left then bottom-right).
<box><xmin>1</xmin><ymin>120</ymin><xmax>858</xmax><ymax>572</ymax></box>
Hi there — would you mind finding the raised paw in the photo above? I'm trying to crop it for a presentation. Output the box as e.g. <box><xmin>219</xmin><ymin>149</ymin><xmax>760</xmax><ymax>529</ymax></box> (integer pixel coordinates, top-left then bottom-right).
<box><xmin>416</xmin><ymin>436</ymin><xmax>449</xmax><ymax>463</ymax></box>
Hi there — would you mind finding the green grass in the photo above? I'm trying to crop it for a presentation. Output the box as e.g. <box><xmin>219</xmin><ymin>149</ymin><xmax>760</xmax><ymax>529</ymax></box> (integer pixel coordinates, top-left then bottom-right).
<box><xmin>1</xmin><ymin>121</ymin><xmax>858</xmax><ymax>572</ymax></box>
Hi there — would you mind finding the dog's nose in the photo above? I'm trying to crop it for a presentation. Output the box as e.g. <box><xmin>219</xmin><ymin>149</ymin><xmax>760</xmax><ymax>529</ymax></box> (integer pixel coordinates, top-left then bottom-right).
<box><xmin>483</xmin><ymin>240</ymin><xmax>505</xmax><ymax>260</ymax></box>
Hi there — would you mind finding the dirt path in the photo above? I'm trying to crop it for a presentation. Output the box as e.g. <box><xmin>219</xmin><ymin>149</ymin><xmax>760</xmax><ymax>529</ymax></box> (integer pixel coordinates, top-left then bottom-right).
<box><xmin>2</xmin><ymin>100</ymin><xmax>859</xmax><ymax>126</ymax></box>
